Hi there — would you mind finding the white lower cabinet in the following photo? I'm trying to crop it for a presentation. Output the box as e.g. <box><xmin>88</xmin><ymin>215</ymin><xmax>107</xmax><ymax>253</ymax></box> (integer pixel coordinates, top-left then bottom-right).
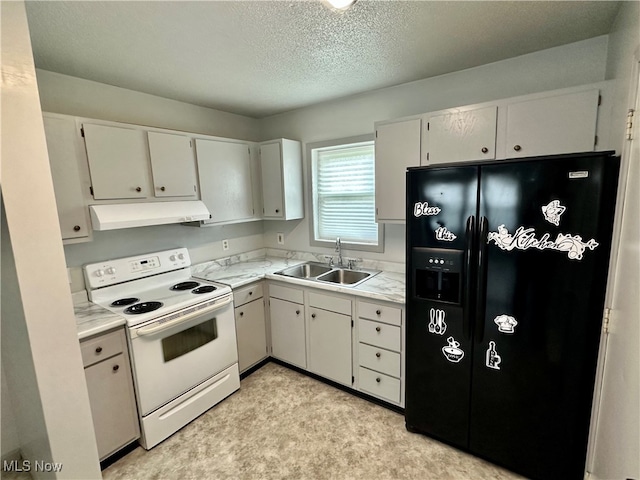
<box><xmin>80</xmin><ymin>328</ymin><xmax>140</xmax><ymax>460</ymax></box>
<box><xmin>356</xmin><ymin>300</ymin><xmax>404</xmax><ymax>407</ymax></box>
<box><xmin>234</xmin><ymin>282</ymin><xmax>267</xmax><ymax>373</ymax></box>
<box><xmin>308</xmin><ymin>292</ymin><xmax>353</xmax><ymax>387</ymax></box>
<box><xmin>268</xmin><ymin>284</ymin><xmax>306</xmax><ymax>369</ymax></box>
<box><xmin>266</xmin><ymin>282</ymin><xmax>404</xmax><ymax>407</ymax></box>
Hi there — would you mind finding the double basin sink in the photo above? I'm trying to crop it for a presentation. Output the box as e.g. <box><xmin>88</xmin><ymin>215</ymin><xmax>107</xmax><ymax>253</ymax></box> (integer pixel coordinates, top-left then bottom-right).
<box><xmin>274</xmin><ymin>262</ymin><xmax>379</xmax><ymax>287</ymax></box>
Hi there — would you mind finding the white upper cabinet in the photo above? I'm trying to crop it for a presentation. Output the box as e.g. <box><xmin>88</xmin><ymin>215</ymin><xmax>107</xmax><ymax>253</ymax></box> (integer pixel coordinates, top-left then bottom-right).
<box><xmin>43</xmin><ymin>114</ymin><xmax>92</xmax><ymax>242</ymax></box>
<box><xmin>374</xmin><ymin>118</ymin><xmax>421</xmax><ymax>223</ymax></box>
<box><xmin>195</xmin><ymin>138</ymin><xmax>254</xmax><ymax>224</ymax></box>
<box><xmin>259</xmin><ymin>139</ymin><xmax>303</xmax><ymax>220</ymax></box>
<box><xmin>425</xmin><ymin>106</ymin><xmax>497</xmax><ymax>164</ymax></box>
<box><xmin>502</xmin><ymin>89</ymin><xmax>599</xmax><ymax>158</ymax></box>
<box><xmin>147</xmin><ymin>132</ymin><xmax>197</xmax><ymax>198</ymax></box>
<box><xmin>83</xmin><ymin>123</ymin><xmax>151</xmax><ymax>200</ymax></box>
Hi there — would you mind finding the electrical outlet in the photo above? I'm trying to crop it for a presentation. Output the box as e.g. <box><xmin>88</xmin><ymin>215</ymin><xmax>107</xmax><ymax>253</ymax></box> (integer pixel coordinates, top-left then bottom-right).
<box><xmin>222</xmin><ymin>239</ymin><xmax>229</xmax><ymax>251</ymax></box>
<box><xmin>277</xmin><ymin>232</ymin><xmax>285</xmax><ymax>245</ymax></box>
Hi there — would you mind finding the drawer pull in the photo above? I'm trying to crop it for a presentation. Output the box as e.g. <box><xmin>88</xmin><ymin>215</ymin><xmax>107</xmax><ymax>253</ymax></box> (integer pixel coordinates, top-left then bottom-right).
<box><xmin>481</xmin><ymin>147</ymin><xmax>489</xmax><ymax>154</ymax></box>
<box><xmin>73</xmin><ymin>225</ymin><xmax>81</xmax><ymax>232</ymax></box>
<box><xmin>514</xmin><ymin>144</ymin><xmax>522</xmax><ymax>152</ymax></box>
<box><xmin>135</xmin><ymin>186</ymin><xmax>142</xmax><ymax>192</ymax></box>
<box><xmin>112</xmin><ymin>365</ymin><xmax>120</xmax><ymax>372</ymax></box>
<box><xmin>296</xmin><ymin>310</ymin><xmax>300</xmax><ymax>315</ymax></box>
<box><xmin>95</xmin><ymin>347</ymin><xmax>103</xmax><ymax>354</ymax></box>
<box><xmin>249</xmin><ymin>291</ymin><xmax>253</xmax><ymax>296</ymax></box>
<box><xmin>376</xmin><ymin>352</ymin><xmax>381</xmax><ymax>358</ymax></box>
<box><xmin>311</xmin><ymin>313</ymin><xmax>316</xmax><ymax>318</ymax></box>
<box><xmin>376</xmin><ymin>309</ymin><xmax>381</xmax><ymax>315</ymax></box>
<box><xmin>376</xmin><ymin>377</ymin><xmax>381</xmax><ymax>383</ymax></box>
<box><xmin>375</xmin><ymin>326</ymin><xmax>381</xmax><ymax>332</ymax></box>
<box><xmin>239</xmin><ymin>311</ymin><xmax>244</xmax><ymax>317</ymax></box>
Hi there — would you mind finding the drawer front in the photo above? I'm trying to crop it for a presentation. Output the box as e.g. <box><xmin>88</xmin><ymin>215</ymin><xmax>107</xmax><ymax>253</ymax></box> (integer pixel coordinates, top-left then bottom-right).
<box><xmin>358</xmin><ymin>301</ymin><xmax>402</xmax><ymax>326</ymax></box>
<box><xmin>308</xmin><ymin>291</ymin><xmax>351</xmax><ymax>316</ymax></box>
<box><xmin>358</xmin><ymin>318</ymin><xmax>401</xmax><ymax>352</ymax></box>
<box><xmin>269</xmin><ymin>283</ymin><xmax>303</xmax><ymax>304</ymax></box>
<box><xmin>359</xmin><ymin>367</ymin><xmax>401</xmax><ymax>404</ymax></box>
<box><xmin>234</xmin><ymin>282</ymin><xmax>264</xmax><ymax>307</ymax></box>
<box><xmin>358</xmin><ymin>343</ymin><xmax>401</xmax><ymax>378</ymax></box>
<box><xmin>81</xmin><ymin>328</ymin><xmax>127</xmax><ymax>368</ymax></box>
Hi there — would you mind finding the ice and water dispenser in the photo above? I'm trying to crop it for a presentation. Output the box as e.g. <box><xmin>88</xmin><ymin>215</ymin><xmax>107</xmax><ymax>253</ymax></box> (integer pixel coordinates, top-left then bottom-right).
<box><xmin>412</xmin><ymin>248</ymin><xmax>464</xmax><ymax>304</ymax></box>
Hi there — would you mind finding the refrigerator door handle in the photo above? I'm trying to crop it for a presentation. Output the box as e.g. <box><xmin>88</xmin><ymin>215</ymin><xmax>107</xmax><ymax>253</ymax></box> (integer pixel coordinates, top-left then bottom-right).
<box><xmin>475</xmin><ymin>216</ymin><xmax>489</xmax><ymax>343</ymax></box>
<box><xmin>463</xmin><ymin>215</ymin><xmax>476</xmax><ymax>340</ymax></box>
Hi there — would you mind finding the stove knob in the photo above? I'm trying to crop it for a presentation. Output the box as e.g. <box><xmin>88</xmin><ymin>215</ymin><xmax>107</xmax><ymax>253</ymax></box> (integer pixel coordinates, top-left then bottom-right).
<box><xmin>178</xmin><ymin>253</ymin><xmax>185</xmax><ymax>260</ymax></box>
<box><xmin>106</xmin><ymin>267</ymin><xmax>116</xmax><ymax>275</ymax></box>
<box><xmin>95</xmin><ymin>269</ymin><xmax>105</xmax><ymax>277</ymax></box>
<box><xmin>169</xmin><ymin>255</ymin><xmax>177</xmax><ymax>261</ymax></box>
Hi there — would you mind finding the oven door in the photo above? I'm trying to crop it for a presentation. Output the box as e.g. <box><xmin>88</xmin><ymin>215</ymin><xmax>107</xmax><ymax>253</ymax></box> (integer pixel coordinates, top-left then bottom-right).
<box><xmin>128</xmin><ymin>293</ymin><xmax>238</xmax><ymax>416</ymax></box>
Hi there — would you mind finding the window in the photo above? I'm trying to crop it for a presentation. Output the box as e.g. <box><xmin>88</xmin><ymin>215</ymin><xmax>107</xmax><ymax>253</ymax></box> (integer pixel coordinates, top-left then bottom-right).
<box><xmin>309</xmin><ymin>136</ymin><xmax>383</xmax><ymax>252</ymax></box>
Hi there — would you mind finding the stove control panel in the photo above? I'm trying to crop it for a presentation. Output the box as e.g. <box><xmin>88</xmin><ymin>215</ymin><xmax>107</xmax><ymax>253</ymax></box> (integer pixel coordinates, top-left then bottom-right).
<box><xmin>84</xmin><ymin>248</ymin><xmax>191</xmax><ymax>288</ymax></box>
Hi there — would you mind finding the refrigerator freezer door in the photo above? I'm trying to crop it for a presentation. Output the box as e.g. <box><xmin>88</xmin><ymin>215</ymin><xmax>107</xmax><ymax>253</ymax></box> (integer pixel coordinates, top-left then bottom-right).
<box><xmin>405</xmin><ymin>166</ymin><xmax>478</xmax><ymax>448</ymax></box>
<box><xmin>470</xmin><ymin>154</ymin><xmax>620</xmax><ymax>480</ymax></box>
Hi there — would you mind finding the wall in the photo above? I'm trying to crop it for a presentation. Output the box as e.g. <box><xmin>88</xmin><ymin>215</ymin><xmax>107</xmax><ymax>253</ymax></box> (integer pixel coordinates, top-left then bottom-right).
<box><xmin>589</xmin><ymin>1</ymin><xmax>640</xmax><ymax>478</ymax></box>
<box><xmin>1</xmin><ymin>2</ymin><xmax>101</xmax><ymax>478</ymax></box>
<box><xmin>259</xmin><ymin>36</ymin><xmax>609</xmax><ymax>264</ymax></box>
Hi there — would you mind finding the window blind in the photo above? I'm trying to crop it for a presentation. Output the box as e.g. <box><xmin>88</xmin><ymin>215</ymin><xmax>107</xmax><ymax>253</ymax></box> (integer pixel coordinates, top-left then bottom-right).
<box><xmin>314</xmin><ymin>143</ymin><xmax>378</xmax><ymax>244</ymax></box>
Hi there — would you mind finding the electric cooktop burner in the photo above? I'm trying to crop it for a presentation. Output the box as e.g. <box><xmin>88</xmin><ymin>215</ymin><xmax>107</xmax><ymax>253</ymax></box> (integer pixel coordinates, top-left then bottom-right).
<box><xmin>171</xmin><ymin>281</ymin><xmax>200</xmax><ymax>291</ymax></box>
<box><xmin>124</xmin><ymin>302</ymin><xmax>164</xmax><ymax>315</ymax></box>
<box><xmin>111</xmin><ymin>297</ymin><xmax>140</xmax><ymax>307</ymax></box>
<box><xmin>192</xmin><ymin>285</ymin><xmax>216</xmax><ymax>294</ymax></box>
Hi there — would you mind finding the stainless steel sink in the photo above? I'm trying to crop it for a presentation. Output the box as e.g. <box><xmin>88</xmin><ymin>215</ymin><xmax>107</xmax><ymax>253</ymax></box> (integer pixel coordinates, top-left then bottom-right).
<box><xmin>316</xmin><ymin>269</ymin><xmax>372</xmax><ymax>286</ymax></box>
<box><xmin>274</xmin><ymin>262</ymin><xmax>379</xmax><ymax>287</ymax></box>
<box><xmin>275</xmin><ymin>262</ymin><xmax>332</xmax><ymax>279</ymax></box>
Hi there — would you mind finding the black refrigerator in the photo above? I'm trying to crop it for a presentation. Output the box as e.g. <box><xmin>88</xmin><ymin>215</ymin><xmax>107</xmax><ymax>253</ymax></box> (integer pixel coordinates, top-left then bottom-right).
<box><xmin>405</xmin><ymin>151</ymin><xmax>620</xmax><ymax>480</ymax></box>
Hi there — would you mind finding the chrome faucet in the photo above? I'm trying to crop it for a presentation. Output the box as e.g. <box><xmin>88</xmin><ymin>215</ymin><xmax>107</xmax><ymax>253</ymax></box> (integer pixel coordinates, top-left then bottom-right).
<box><xmin>335</xmin><ymin>237</ymin><xmax>343</xmax><ymax>267</ymax></box>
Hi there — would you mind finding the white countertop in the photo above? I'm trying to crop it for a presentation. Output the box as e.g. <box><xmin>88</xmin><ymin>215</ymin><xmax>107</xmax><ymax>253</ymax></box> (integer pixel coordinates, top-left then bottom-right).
<box><xmin>192</xmin><ymin>256</ymin><xmax>406</xmax><ymax>304</ymax></box>
<box><xmin>74</xmin><ymin>253</ymin><xmax>406</xmax><ymax>339</ymax></box>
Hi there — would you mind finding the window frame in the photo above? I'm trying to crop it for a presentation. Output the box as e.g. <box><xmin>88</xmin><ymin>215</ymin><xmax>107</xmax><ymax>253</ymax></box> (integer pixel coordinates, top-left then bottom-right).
<box><xmin>307</xmin><ymin>134</ymin><xmax>384</xmax><ymax>254</ymax></box>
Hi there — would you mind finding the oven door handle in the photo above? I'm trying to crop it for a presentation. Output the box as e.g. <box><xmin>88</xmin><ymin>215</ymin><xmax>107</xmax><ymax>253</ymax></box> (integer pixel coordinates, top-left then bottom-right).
<box><xmin>135</xmin><ymin>294</ymin><xmax>232</xmax><ymax>337</ymax></box>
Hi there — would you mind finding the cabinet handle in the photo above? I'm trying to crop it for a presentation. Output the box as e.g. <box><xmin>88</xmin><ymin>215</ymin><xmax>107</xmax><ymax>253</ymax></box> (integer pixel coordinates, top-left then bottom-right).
<box><xmin>296</xmin><ymin>310</ymin><xmax>300</xmax><ymax>315</ymax></box>
<box><xmin>376</xmin><ymin>377</ymin><xmax>381</xmax><ymax>383</ymax></box>
<box><xmin>376</xmin><ymin>352</ymin><xmax>381</xmax><ymax>358</ymax></box>
<box><xmin>311</xmin><ymin>313</ymin><xmax>316</xmax><ymax>318</ymax></box>
<box><xmin>481</xmin><ymin>147</ymin><xmax>489</xmax><ymax>154</ymax></box>
<box><xmin>160</xmin><ymin>186</ymin><xmax>166</xmax><ymax>192</ymax></box>
<box><xmin>239</xmin><ymin>311</ymin><xmax>244</xmax><ymax>317</ymax></box>
<box><xmin>513</xmin><ymin>145</ymin><xmax>522</xmax><ymax>152</ymax></box>
<box><xmin>249</xmin><ymin>291</ymin><xmax>253</xmax><ymax>296</ymax></box>
<box><xmin>275</xmin><ymin>209</ymin><xmax>280</xmax><ymax>213</ymax></box>
<box><xmin>112</xmin><ymin>365</ymin><xmax>120</xmax><ymax>372</ymax></box>
<box><xmin>375</xmin><ymin>326</ymin><xmax>381</xmax><ymax>332</ymax></box>
<box><xmin>135</xmin><ymin>187</ymin><xmax>142</xmax><ymax>192</ymax></box>
<box><xmin>73</xmin><ymin>225</ymin><xmax>81</xmax><ymax>232</ymax></box>
<box><xmin>376</xmin><ymin>309</ymin><xmax>381</xmax><ymax>315</ymax></box>
<box><xmin>95</xmin><ymin>347</ymin><xmax>103</xmax><ymax>354</ymax></box>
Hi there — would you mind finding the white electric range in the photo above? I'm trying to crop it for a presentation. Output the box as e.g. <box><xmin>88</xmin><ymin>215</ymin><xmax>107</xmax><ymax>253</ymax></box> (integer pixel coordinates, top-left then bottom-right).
<box><xmin>85</xmin><ymin>248</ymin><xmax>240</xmax><ymax>449</ymax></box>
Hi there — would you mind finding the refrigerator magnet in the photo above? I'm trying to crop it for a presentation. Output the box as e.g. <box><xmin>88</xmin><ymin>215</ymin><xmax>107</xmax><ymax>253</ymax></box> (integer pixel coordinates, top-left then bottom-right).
<box><xmin>485</xmin><ymin>341</ymin><xmax>502</xmax><ymax>370</ymax></box>
<box><xmin>442</xmin><ymin>336</ymin><xmax>464</xmax><ymax>363</ymax></box>
<box><xmin>541</xmin><ymin>200</ymin><xmax>566</xmax><ymax>226</ymax></box>
<box><xmin>428</xmin><ymin>308</ymin><xmax>447</xmax><ymax>335</ymax></box>
<box><xmin>494</xmin><ymin>314</ymin><xmax>518</xmax><ymax>334</ymax></box>
<box><xmin>435</xmin><ymin>226</ymin><xmax>457</xmax><ymax>241</ymax></box>
<box><xmin>413</xmin><ymin>201</ymin><xmax>441</xmax><ymax>217</ymax></box>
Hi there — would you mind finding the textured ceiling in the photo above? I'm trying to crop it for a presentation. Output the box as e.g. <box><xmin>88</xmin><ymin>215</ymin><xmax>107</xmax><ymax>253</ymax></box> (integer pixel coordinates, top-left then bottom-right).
<box><xmin>25</xmin><ymin>1</ymin><xmax>621</xmax><ymax>118</ymax></box>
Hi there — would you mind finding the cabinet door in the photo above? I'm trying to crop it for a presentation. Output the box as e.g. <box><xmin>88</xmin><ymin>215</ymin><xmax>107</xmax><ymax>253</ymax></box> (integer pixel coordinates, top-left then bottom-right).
<box><xmin>195</xmin><ymin>139</ymin><xmax>254</xmax><ymax>223</ymax></box>
<box><xmin>375</xmin><ymin>118</ymin><xmax>421</xmax><ymax>222</ymax></box>
<box><xmin>235</xmin><ymin>298</ymin><xmax>267</xmax><ymax>373</ymax></box>
<box><xmin>426</xmin><ymin>106</ymin><xmax>497</xmax><ymax>164</ymax></box>
<box><xmin>260</xmin><ymin>142</ymin><xmax>284</xmax><ymax>218</ymax></box>
<box><xmin>504</xmin><ymin>89</ymin><xmax>599</xmax><ymax>158</ymax></box>
<box><xmin>83</xmin><ymin>123</ymin><xmax>150</xmax><ymax>200</ymax></box>
<box><xmin>308</xmin><ymin>307</ymin><xmax>352</xmax><ymax>386</ymax></box>
<box><xmin>84</xmin><ymin>353</ymin><xmax>139</xmax><ymax>460</ymax></box>
<box><xmin>147</xmin><ymin>132</ymin><xmax>197</xmax><ymax>198</ymax></box>
<box><xmin>43</xmin><ymin>115</ymin><xmax>91</xmax><ymax>240</ymax></box>
<box><xmin>269</xmin><ymin>298</ymin><xmax>305</xmax><ymax>368</ymax></box>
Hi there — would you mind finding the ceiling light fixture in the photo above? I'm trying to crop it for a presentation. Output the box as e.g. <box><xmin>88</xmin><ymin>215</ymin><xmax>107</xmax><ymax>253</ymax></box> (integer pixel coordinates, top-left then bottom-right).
<box><xmin>325</xmin><ymin>0</ymin><xmax>357</xmax><ymax>11</ymax></box>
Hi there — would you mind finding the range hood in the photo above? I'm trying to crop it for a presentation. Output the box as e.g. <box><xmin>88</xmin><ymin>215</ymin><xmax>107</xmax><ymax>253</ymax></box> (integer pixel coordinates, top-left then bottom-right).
<box><xmin>89</xmin><ymin>201</ymin><xmax>211</xmax><ymax>231</ymax></box>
